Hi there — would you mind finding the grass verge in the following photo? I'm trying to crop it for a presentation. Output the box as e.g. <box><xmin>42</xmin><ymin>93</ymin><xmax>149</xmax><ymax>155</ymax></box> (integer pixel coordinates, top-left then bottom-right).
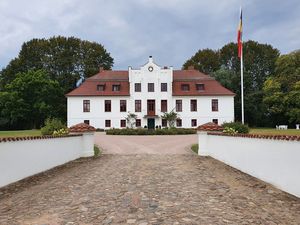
<box><xmin>250</xmin><ymin>128</ymin><xmax>300</xmax><ymax>136</ymax></box>
<box><xmin>191</xmin><ymin>144</ymin><xmax>198</xmax><ymax>154</ymax></box>
<box><xmin>0</xmin><ymin>130</ymin><xmax>41</xmax><ymax>137</ymax></box>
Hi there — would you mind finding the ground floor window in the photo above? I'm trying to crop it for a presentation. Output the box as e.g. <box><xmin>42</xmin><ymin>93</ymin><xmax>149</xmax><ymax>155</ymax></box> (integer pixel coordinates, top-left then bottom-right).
<box><xmin>105</xmin><ymin>120</ymin><xmax>111</xmax><ymax>127</ymax></box>
<box><xmin>120</xmin><ymin>119</ymin><xmax>126</xmax><ymax>127</ymax></box>
<box><xmin>176</xmin><ymin>119</ymin><xmax>182</xmax><ymax>127</ymax></box>
<box><xmin>212</xmin><ymin>119</ymin><xmax>218</xmax><ymax>125</ymax></box>
<box><xmin>136</xmin><ymin>119</ymin><xmax>141</xmax><ymax>127</ymax></box>
<box><xmin>84</xmin><ymin>120</ymin><xmax>90</xmax><ymax>125</ymax></box>
<box><xmin>162</xmin><ymin>119</ymin><xmax>167</xmax><ymax>127</ymax></box>
<box><xmin>191</xmin><ymin>119</ymin><xmax>197</xmax><ymax>127</ymax></box>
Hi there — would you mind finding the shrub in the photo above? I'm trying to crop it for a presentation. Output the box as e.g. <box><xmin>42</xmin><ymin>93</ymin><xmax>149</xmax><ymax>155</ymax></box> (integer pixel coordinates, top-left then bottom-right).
<box><xmin>41</xmin><ymin>118</ymin><xmax>67</xmax><ymax>135</ymax></box>
<box><xmin>223</xmin><ymin>127</ymin><xmax>238</xmax><ymax>135</ymax></box>
<box><xmin>53</xmin><ymin>128</ymin><xmax>69</xmax><ymax>136</ymax></box>
<box><xmin>105</xmin><ymin>128</ymin><xmax>197</xmax><ymax>135</ymax></box>
<box><xmin>222</xmin><ymin>122</ymin><xmax>249</xmax><ymax>134</ymax></box>
<box><xmin>94</xmin><ymin>145</ymin><xmax>101</xmax><ymax>157</ymax></box>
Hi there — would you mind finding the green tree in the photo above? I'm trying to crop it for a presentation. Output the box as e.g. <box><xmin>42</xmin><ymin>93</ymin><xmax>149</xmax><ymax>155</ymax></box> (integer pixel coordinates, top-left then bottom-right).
<box><xmin>182</xmin><ymin>49</ymin><xmax>220</xmax><ymax>74</ymax></box>
<box><xmin>0</xmin><ymin>36</ymin><xmax>114</xmax><ymax>92</ymax></box>
<box><xmin>161</xmin><ymin>110</ymin><xmax>179</xmax><ymax>128</ymax></box>
<box><xmin>285</xmin><ymin>81</ymin><xmax>300</xmax><ymax>124</ymax></box>
<box><xmin>0</xmin><ymin>70</ymin><xmax>64</xmax><ymax>129</ymax></box>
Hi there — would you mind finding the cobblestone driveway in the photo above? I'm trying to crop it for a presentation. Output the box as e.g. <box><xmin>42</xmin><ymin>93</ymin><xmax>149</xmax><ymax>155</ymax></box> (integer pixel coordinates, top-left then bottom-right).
<box><xmin>0</xmin><ymin>134</ymin><xmax>299</xmax><ymax>224</ymax></box>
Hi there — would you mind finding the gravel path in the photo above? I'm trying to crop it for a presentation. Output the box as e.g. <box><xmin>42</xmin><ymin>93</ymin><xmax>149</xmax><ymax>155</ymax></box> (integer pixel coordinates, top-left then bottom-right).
<box><xmin>0</xmin><ymin>134</ymin><xmax>299</xmax><ymax>224</ymax></box>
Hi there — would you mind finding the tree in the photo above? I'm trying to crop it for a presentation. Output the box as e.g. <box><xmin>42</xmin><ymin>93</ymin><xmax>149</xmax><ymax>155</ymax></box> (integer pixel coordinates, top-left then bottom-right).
<box><xmin>182</xmin><ymin>49</ymin><xmax>220</xmax><ymax>74</ymax></box>
<box><xmin>125</xmin><ymin>113</ymin><xmax>137</xmax><ymax>128</ymax></box>
<box><xmin>285</xmin><ymin>81</ymin><xmax>300</xmax><ymax>124</ymax></box>
<box><xmin>0</xmin><ymin>36</ymin><xmax>114</xmax><ymax>127</ymax></box>
<box><xmin>161</xmin><ymin>110</ymin><xmax>179</xmax><ymax>128</ymax></box>
<box><xmin>0</xmin><ymin>70</ymin><xmax>64</xmax><ymax>129</ymax></box>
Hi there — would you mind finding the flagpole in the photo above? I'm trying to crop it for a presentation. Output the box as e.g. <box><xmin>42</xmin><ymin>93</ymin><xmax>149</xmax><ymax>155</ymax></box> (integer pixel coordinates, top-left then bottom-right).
<box><xmin>240</xmin><ymin>43</ymin><xmax>244</xmax><ymax>124</ymax></box>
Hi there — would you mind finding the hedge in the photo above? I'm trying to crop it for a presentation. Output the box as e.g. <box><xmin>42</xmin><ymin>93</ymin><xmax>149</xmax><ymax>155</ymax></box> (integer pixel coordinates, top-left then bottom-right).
<box><xmin>106</xmin><ymin>128</ymin><xmax>197</xmax><ymax>135</ymax></box>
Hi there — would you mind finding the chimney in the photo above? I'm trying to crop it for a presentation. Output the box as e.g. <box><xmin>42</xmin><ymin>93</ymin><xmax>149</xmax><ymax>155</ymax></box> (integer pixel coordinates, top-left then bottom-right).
<box><xmin>188</xmin><ymin>65</ymin><xmax>195</xmax><ymax>70</ymax></box>
<box><xmin>149</xmin><ymin>56</ymin><xmax>153</xmax><ymax>63</ymax></box>
<box><xmin>99</xmin><ymin>67</ymin><xmax>104</xmax><ymax>73</ymax></box>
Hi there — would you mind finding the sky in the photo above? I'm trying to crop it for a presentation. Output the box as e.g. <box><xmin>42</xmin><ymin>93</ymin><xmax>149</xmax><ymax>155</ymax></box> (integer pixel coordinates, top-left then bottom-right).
<box><xmin>0</xmin><ymin>0</ymin><xmax>299</xmax><ymax>70</ymax></box>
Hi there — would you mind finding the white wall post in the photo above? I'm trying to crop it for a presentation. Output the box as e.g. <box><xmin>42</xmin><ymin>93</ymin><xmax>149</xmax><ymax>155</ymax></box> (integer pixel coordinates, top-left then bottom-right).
<box><xmin>198</xmin><ymin>131</ymin><xmax>209</xmax><ymax>156</ymax></box>
<box><xmin>81</xmin><ymin>132</ymin><xmax>95</xmax><ymax>157</ymax></box>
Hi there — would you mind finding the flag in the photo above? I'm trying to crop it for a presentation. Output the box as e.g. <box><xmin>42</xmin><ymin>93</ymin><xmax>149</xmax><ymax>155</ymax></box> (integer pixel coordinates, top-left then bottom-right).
<box><xmin>237</xmin><ymin>8</ymin><xmax>243</xmax><ymax>58</ymax></box>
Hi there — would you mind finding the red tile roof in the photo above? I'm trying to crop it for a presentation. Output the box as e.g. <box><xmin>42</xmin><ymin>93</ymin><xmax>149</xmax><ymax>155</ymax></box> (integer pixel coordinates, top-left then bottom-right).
<box><xmin>197</xmin><ymin>122</ymin><xmax>223</xmax><ymax>131</ymax></box>
<box><xmin>69</xmin><ymin>123</ymin><xmax>96</xmax><ymax>133</ymax></box>
<box><xmin>66</xmin><ymin>70</ymin><xmax>130</xmax><ymax>96</ymax></box>
<box><xmin>172</xmin><ymin>69</ymin><xmax>234</xmax><ymax>96</ymax></box>
<box><xmin>66</xmin><ymin>68</ymin><xmax>234</xmax><ymax>97</ymax></box>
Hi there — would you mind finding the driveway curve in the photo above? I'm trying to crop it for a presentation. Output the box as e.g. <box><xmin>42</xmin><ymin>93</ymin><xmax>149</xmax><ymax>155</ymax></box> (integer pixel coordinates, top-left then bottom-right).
<box><xmin>94</xmin><ymin>132</ymin><xmax>197</xmax><ymax>155</ymax></box>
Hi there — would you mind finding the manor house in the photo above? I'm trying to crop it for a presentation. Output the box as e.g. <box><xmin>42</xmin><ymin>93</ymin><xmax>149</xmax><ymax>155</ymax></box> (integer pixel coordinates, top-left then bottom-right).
<box><xmin>66</xmin><ymin>57</ymin><xmax>234</xmax><ymax>129</ymax></box>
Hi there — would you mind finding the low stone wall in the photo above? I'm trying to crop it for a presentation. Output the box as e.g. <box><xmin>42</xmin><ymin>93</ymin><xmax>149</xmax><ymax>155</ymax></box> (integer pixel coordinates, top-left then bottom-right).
<box><xmin>0</xmin><ymin>133</ymin><xmax>94</xmax><ymax>188</ymax></box>
<box><xmin>198</xmin><ymin>132</ymin><xmax>300</xmax><ymax>198</ymax></box>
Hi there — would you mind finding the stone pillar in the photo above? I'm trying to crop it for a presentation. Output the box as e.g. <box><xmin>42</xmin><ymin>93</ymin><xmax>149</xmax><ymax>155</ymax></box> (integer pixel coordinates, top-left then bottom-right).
<box><xmin>198</xmin><ymin>131</ymin><xmax>209</xmax><ymax>156</ymax></box>
<box><xmin>69</xmin><ymin>123</ymin><xmax>96</xmax><ymax>157</ymax></box>
<box><xmin>197</xmin><ymin>122</ymin><xmax>224</xmax><ymax>157</ymax></box>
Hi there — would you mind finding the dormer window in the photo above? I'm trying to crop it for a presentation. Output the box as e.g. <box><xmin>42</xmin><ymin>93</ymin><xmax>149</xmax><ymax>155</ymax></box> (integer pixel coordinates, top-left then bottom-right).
<box><xmin>97</xmin><ymin>84</ymin><xmax>105</xmax><ymax>91</ymax></box>
<box><xmin>112</xmin><ymin>84</ymin><xmax>121</xmax><ymax>92</ymax></box>
<box><xmin>196</xmin><ymin>83</ymin><xmax>205</xmax><ymax>91</ymax></box>
<box><xmin>181</xmin><ymin>84</ymin><xmax>190</xmax><ymax>91</ymax></box>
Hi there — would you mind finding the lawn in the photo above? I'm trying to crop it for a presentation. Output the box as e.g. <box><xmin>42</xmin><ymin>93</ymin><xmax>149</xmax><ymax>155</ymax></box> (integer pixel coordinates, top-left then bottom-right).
<box><xmin>0</xmin><ymin>130</ymin><xmax>41</xmax><ymax>137</ymax></box>
<box><xmin>250</xmin><ymin>128</ymin><xmax>300</xmax><ymax>136</ymax></box>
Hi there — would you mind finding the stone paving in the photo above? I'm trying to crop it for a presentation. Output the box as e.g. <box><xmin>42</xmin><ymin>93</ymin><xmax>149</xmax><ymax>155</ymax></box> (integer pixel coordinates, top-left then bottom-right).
<box><xmin>0</xmin><ymin>134</ymin><xmax>300</xmax><ymax>224</ymax></box>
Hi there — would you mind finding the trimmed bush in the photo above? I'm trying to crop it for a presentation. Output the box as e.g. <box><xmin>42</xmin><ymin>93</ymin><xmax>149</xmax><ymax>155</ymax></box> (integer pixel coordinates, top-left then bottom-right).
<box><xmin>222</xmin><ymin>122</ymin><xmax>249</xmax><ymax>134</ymax></box>
<box><xmin>106</xmin><ymin>128</ymin><xmax>196</xmax><ymax>135</ymax></box>
<box><xmin>94</xmin><ymin>145</ymin><xmax>101</xmax><ymax>157</ymax></box>
<box><xmin>41</xmin><ymin>118</ymin><xmax>67</xmax><ymax>135</ymax></box>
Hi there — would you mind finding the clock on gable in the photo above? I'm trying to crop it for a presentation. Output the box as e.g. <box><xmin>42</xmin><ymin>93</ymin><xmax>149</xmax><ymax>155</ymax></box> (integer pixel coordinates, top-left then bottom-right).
<box><xmin>148</xmin><ymin>66</ymin><xmax>154</xmax><ymax>72</ymax></box>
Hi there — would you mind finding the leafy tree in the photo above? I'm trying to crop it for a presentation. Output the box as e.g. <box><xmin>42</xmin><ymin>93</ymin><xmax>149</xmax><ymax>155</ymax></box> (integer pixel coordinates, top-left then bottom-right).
<box><xmin>182</xmin><ymin>49</ymin><xmax>220</xmax><ymax>74</ymax></box>
<box><xmin>125</xmin><ymin>113</ymin><xmax>137</xmax><ymax>128</ymax></box>
<box><xmin>0</xmin><ymin>70</ymin><xmax>64</xmax><ymax>129</ymax></box>
<box><xmin>161</xmin><ymin>110</ymin><xmax>179</xmax><ymax>128</ymax></box>
<box><xmin>285</xmin><ymin>81</ymin><xmax>300</xmax><ymax>124</ymax></box>
<box><xmin>0</xmin><ymin>36</ymin><xmax>114</xmax><ymax>128</ymax></box>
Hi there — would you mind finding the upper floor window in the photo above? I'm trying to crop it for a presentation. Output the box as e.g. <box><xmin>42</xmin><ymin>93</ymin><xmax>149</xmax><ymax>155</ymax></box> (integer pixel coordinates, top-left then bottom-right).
<box><xmin>191</xmin><ymin>99</ymin><xmax>197</xmax><ymax>112</ymax></box>
<box><xmin>212</xmin><ymin>99</ymin><xmax>219</xmax><ymax>112</ymax></box>
<box><xmin>83</xmin><ymin>100</ymin><xmax>90</xmax><ymax>112</ymax></box>
<box><xmin>112</xmin><ymin>84</ymin><xmax>121</xmax><ymax>92</ymax></box>
<box><xmin>120</xmin><ymin>100</ymin><xmax>127</xmax><ymax>112</ymax></box>
<box><xmin>97</xmin><ymin>84</ymin><xmax>105</xmax><ymax>91</ymax></box>
<box><xmin>135</xmin><ymin>83</ymin><xmax>141</xmax><ymax>92</ymax></box>
<box><xmin>176</xmin><ymin>100</ymin><xmax>182</xmax><ymax>112</ymax></box>
<box><xmin>135</xmin><ymin>100</ymin><xmax>141</xmax><ymax>112</ymax></box>
<box><xmin>161</xmin><ymin>83</ymin><xmax>167</xmax><ymax>92</ymax></box>
<box><xmin>148</xmin><ymin>83</ymin><xmax>154</xmax><ymax>92</ymax></box>
<box><xmin>181</xmin><ymin>84</ymin><xmax>190</xmax><ymax>91</ymax></box>
<box><xmin>105</xmin><ymin>100</ymin><xmax>111</xmax><ymax>112</ymax></box>
<box><xmin>196</xmin><ymin>83</ymin><xmax>205</xmax><ymax>91</ymax></box>
<box><xmin>161</xmin><ymin>100</ymin><xmax>167</xmax><ymax>112</ymax></box>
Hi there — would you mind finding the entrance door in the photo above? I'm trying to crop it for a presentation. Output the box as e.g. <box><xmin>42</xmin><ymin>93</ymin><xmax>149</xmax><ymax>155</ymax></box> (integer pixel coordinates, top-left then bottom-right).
<box><xmin>147</xmin><ymin>118</ymin><xmax>155</xmax><ymax>129</ymax></box>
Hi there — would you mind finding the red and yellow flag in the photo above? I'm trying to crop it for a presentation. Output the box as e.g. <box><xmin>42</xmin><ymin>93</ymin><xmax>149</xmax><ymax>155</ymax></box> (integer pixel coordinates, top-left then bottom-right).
<box><xmin>237</xmin><ymin>8</ymin><xmax>243</xmax><ymax>58</ymax></box>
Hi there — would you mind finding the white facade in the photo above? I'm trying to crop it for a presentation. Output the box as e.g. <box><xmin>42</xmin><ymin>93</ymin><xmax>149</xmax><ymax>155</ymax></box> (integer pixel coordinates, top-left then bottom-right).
<box><xmin>67</xmin><ymin>57</ymin><xmax>234</xmax><ymax>129</ymax></box>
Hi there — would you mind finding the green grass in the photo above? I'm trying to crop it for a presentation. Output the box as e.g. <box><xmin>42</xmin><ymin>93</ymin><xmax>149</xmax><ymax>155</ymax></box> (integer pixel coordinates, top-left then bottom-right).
<box><xmin>0</xmin><ymin>130</ymin><xmax>41</xmax><ymax>137</ymax></box>
<box><xmin>191</xmin><ymin>144</ymin><xmax>199</xmax><ymax>154</ymax></box>
<box><xmin>250</xmin><ymin>128</ymin><xmax>300</xmax><ymax>136</ymax></box>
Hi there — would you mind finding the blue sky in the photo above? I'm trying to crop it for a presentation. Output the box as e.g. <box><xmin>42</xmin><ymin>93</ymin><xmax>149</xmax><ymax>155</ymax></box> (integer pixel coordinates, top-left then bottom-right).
<box><xmin>0</xmin><ymin>0</ymin><xmax>299</xmax><ymax>70</ymax></box>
